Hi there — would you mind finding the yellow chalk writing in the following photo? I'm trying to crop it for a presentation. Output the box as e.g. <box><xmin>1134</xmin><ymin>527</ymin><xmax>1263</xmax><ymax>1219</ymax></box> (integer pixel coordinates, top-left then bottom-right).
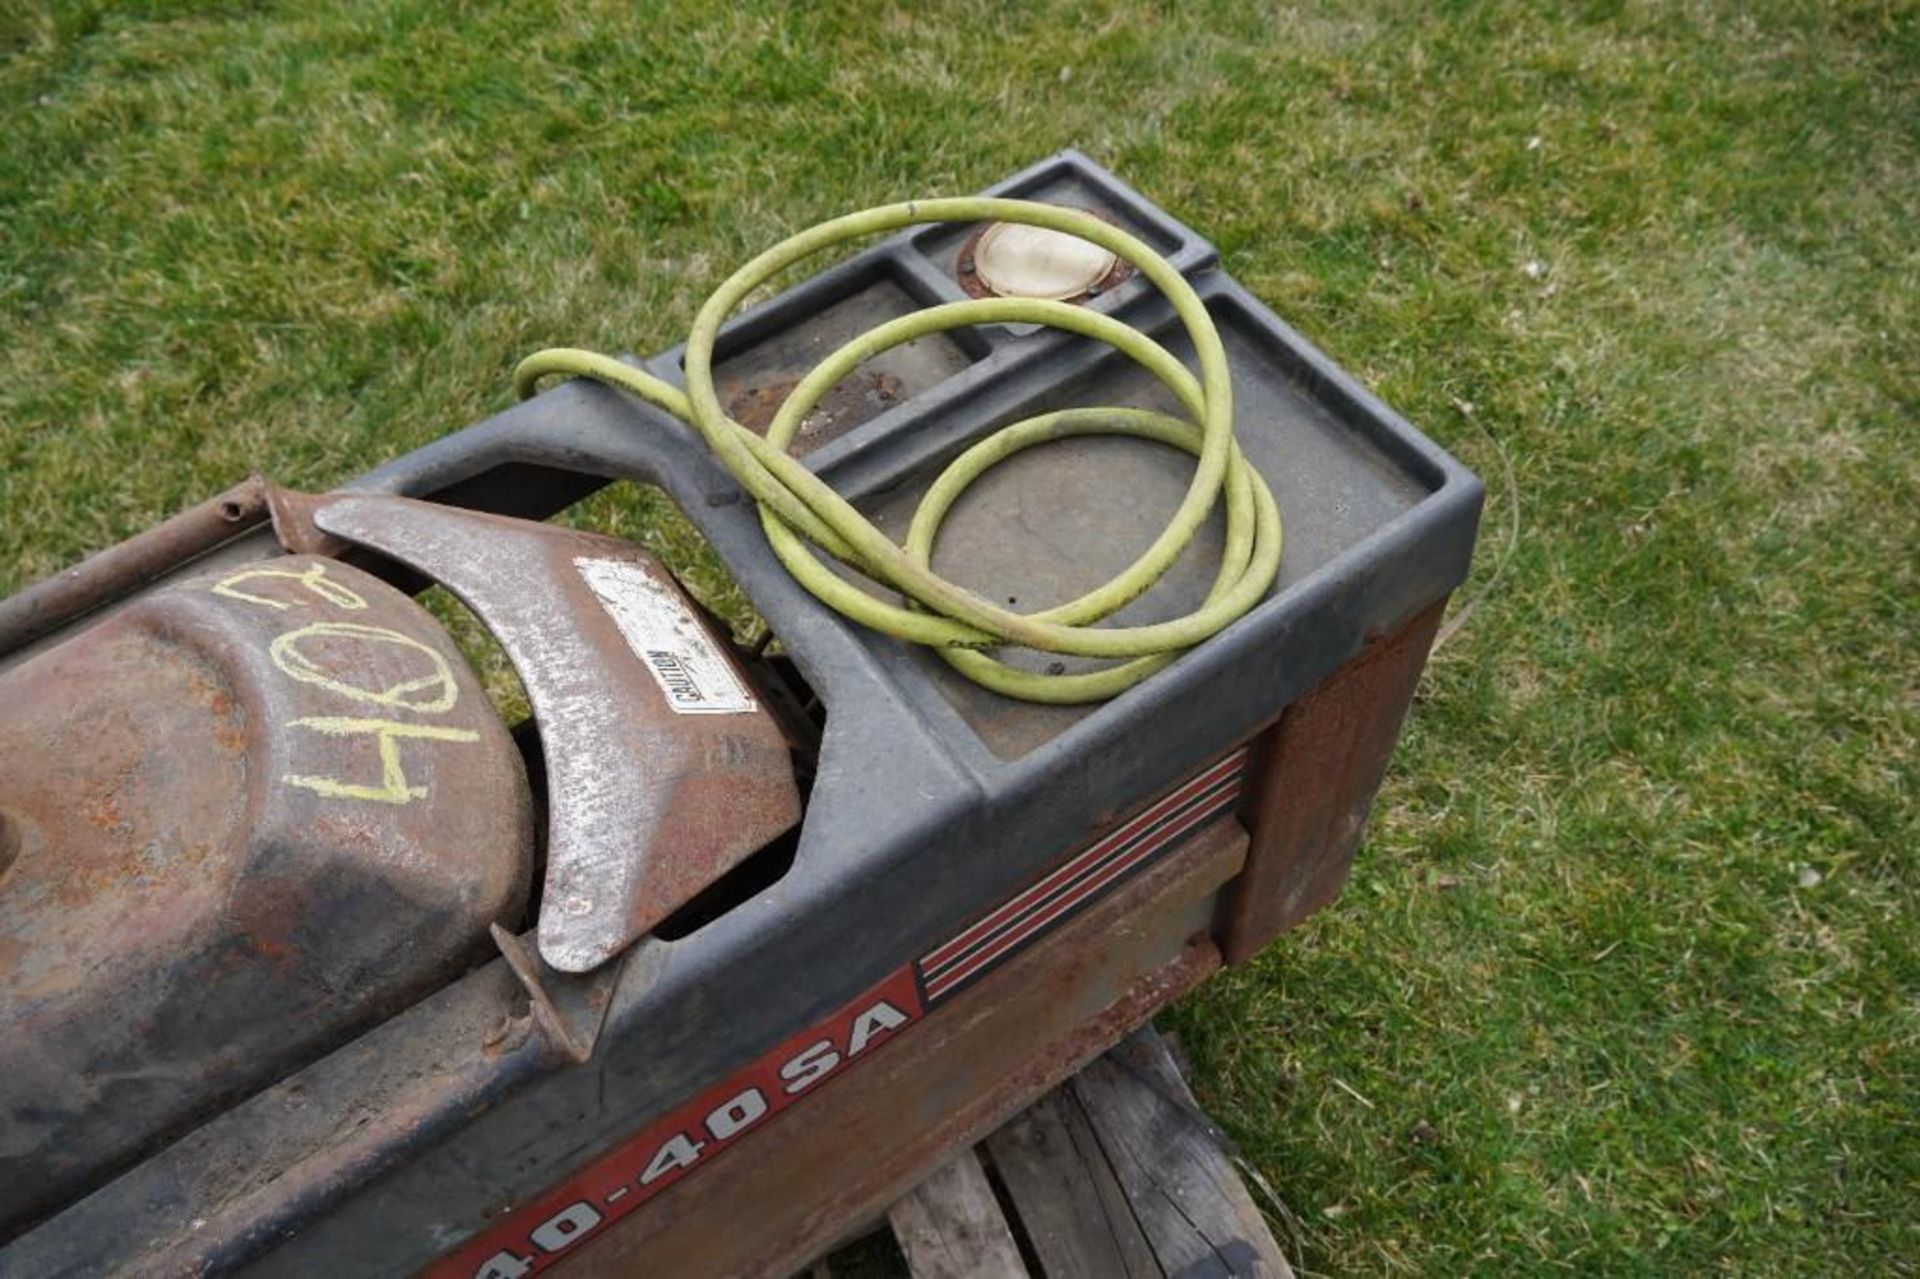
<box><xmin>268</xmin><ymin>622</ymin><xmax>460</xmax><ymax>713</ymax></box>
<box><xmin>215</xmin><ymin>562</ymin><xmax>486</xmax><ymax>807</ymax></box>
<box><xmin>212</xmin><ymin>563</ymin><xmax>368</xmax><ymax>611</ymax></box>
<box><xmin>281</xmin><ymin>716</ymin><xmax>482</xmax><ymax>805</ymax></box>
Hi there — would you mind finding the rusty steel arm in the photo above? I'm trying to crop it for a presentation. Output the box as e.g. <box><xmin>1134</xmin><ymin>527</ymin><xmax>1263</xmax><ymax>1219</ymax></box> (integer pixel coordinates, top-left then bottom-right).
<box><xmin>0</xmin><ymin>477</ymin><xmax>274</xmax><ymax>656</ymax></box>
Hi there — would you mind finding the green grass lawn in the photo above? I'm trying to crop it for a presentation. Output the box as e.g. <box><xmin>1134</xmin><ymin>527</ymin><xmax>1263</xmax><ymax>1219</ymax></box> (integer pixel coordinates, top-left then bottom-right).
<box><xmin>4</xmin><ymin>1</ymin><xmax>1914</xmax><ymax>1273</ymax></box>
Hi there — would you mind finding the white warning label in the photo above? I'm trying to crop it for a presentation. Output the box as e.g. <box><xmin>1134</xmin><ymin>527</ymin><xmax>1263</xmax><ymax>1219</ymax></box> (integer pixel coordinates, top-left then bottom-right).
<box><xmin>575</xmin><ymin>557</ymin><xmax>756</xmax><ymax>715</ymax></box>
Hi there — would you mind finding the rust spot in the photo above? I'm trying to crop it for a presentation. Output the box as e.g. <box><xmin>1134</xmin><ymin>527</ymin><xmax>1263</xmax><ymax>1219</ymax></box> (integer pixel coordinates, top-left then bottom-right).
<box><xmin>210</xmin><ymin>718</ymin><xmax>248</xmax><ymax>753</ymax></box>
<box><xmin>85</xmin><ymin>791</ymin><xmax>117</xmax><ymax>829</ymax></box>
<box><xmin>725</xmin><ymin>371</ymin><xmax>905</xmax><ymax>450</ymax></box>
<box><xmin>725</xmin><ymin>378</ymin><xmax>796</xmax><ymax>434</ymax></box>
<box><xmin>247</xmin><ymin>931</ymin><xmax>298</xmax><ymax>963</ymax></box>
<box><xmin>176</xmin><ymin>663</ymin><xmax>249</xmax><ymax>754</ymax></box>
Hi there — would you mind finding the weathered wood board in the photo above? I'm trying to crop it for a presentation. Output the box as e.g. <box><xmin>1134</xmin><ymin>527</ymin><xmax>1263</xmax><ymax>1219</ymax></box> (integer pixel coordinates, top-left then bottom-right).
<box><xmin>810</xmin><ymin>1025</ymin><xmax>1292</xmax><ymax>1279</ymax></box>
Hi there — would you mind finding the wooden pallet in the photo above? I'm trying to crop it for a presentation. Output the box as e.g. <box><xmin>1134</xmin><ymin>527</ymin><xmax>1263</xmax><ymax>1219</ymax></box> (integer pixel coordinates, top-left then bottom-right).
<box><xmin>806</xmin><ymin>1026</ymin><xmax>1294</xmax><ymax>1279</ymax></box>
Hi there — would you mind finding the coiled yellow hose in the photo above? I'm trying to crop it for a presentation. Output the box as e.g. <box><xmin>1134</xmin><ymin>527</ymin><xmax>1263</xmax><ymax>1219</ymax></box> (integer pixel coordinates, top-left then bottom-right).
<box><xmin>514</xmin><ymin>198</ymin><xmax>1282</xmax><ymax>704</ymax></box>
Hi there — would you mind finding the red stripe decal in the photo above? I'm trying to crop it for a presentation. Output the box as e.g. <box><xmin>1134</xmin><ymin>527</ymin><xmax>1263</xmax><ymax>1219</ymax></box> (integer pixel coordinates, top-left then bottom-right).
<box><xmin>922</xmin><ymin>780</ymin><xmax>1241</xmax><ymax>999</ymax></box>
<box><xmin>920</xmin><ymin>752</ymin><xmax>1245</xmax><ymax>974</ymax></box>
<box><xmin>920</xmin><ymin>772</ymin><xmax>1244</xmax><ymax>989</ymax></box>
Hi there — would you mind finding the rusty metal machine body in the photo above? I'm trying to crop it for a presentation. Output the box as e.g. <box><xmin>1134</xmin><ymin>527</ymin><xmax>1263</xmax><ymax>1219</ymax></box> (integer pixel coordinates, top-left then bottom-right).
<box><xmin>0</xmin><ymin>154</ymin><xmax>1480</xmax><ymax>1277</ymax></box>
<box><xmin>0</xmin><ymin>556</ymin><xmax>536</xmax><ymax>1231</ymax></box>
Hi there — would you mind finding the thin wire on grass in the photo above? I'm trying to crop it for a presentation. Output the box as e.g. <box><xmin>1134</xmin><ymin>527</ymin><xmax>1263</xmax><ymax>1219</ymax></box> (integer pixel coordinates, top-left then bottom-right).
<box><xmin>1233</xmin><ymin>1153</ymin><xmax>1309</xmax><ymax>1268</ymax></box>
<box><xmin>1431</xmin><ymin>403</ymin><xmax>1521</xmax><ymax>656</ymax></box>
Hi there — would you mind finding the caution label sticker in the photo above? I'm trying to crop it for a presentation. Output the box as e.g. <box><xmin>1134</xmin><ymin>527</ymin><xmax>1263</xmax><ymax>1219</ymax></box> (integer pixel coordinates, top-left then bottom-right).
<box><xmin>575</xmin><ymin>556</ymin><xmax>755</xmax><ymax>715</ymax></box>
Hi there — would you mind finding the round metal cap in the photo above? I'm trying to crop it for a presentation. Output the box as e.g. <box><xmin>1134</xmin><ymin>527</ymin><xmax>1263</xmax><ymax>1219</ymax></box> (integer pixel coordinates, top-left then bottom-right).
<box><xmin>971</xmin><ymin>222</ymin><xmax>1121</xmax><ymax>301</ymax></box>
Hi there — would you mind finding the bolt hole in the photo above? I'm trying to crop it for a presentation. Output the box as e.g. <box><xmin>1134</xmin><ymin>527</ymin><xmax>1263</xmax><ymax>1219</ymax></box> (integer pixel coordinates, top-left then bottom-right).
<box><xmin>218</xmin><ymin>500</ymin><xmax>245</xmax><ymax>521</ymax></box>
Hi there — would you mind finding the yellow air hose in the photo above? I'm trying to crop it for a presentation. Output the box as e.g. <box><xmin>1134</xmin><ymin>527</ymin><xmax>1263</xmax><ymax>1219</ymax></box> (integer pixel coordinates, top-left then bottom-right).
<box><xmin>514</xmin><ymin>198</ymin><xmax>1282</xmax><ymax>704</ymax></box>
